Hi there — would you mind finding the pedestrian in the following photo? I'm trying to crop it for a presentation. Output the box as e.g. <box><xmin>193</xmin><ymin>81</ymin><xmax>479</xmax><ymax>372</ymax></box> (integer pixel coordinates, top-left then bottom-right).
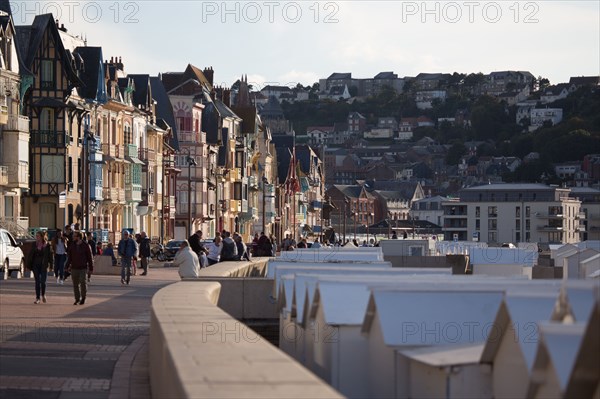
<box><xmin>256</xmin><ymin>232</ymin><xmax>272</xmax><ymax>256</ymax></box>
<box><xmin>233</xmin><ymin>233</ymin><xmax>250</xmax><ymax>261</ymax></box>
<box><xmin>220</xmin><ymin>231</ymin><xmax>238</xmax><ymax>262</ymax></box>
<box><xmin>311</xmin><ymin>239</ymin><xmax>322</xmax><ymax>249</ymax></box>
<box><xmin>297</xmin><ymin>238</ymin><xmax>307</xmax><ymax>248</ymax></box>
<box><xmin>85</xmin><ymin>232</ymin><xmax>97</xmax><ymax>256</ymax></box>
<box><xmin>51</xmin><ymin>229</ymin><xmax>68</xmax><ymax>284</ymax></box>
<box><xmin>96</xmin><ymin>242</ymin><xmax>103</xmax><ymax>255</ymax></box>
<box><xmin>64</xmin><ymin>224</ymin><xmax>74</xmax><ymax>243</ymax></box>
<box><xmin>188</xmin><ymin>230</ymin><xmax>208</xmax><ymax>267</ymax></box>
<box><xmin>174</xmin><ymin>240</ymin><xmax>200</xmax><ymax>279</ymax></box>
<box><xmin>65</xmin><ymin>231</ymin><xmax>93</xmax><ymax>305</ymax></box>
<box><xmin>206</xmin><ymin>236</ymin><xmax>222</xmax><ymax>266</ymax></box>
<box><xmin>117</xmin><ymin>230</ymin><xmax>136</xmax><ymax>285</ymax></box>
<box><xmin>391</xmin><ymin>231</ymin><xmax>398</xmax><ymax>239</ymax></box>
<box><xmin>132</xmin><ymin>233</ymin><xmax>140</xmax><ymax>276</ymax></box>
<box><xmin>103</xmin><ymin>242</ymin><xmax>118</xmax><ymax>266</ymax></box>
<box><xmin>138</xmin><ymin>232</ymin><xmax>151</xmax><ymax>276</ymax></box>
<box><xmin>26</xmin><ymin>231</ymin><xmax>53</xmax><ymax>304</ymax></box>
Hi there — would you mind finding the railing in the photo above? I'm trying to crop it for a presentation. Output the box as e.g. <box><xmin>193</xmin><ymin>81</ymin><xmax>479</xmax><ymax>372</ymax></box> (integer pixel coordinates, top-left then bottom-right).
<box><xmin>230</xmin><ymin>199</ymin><xmax>241</xmax><ymax>212</ymax></box>
<box><xmin>535</xmin><ymin>212</ymin><xmax>563</xmax><ymax>219</ymax></box>
<box><xmin>577</xmin><ymin>225</ymin><xmax>586</xmax><ymax>232</ymax></box>
<box><xmin>139</xmin><ymin>148</ymin><xmax>156</xmax><ymax>162</ymax></box>
<box><xmin>118</xmin><ymin>188</ymin><xmax>125</xmax><ymax>203</ymax></box>
<box><xmin>6</xmin><ymin>162</ymin><xmax>28</xmax><ymax>187</ymax></box>
<box><xmin>5</xmin><ymin>115</ymin><xmax>29</xmax><ymax>131</ymax></box>
<box><xmin>0</xmin><ymin>166</ymin><xmax>7</xmax><ymax>185</ymax></box>
<box><xmin>178</xmin><ymin>131</ymin><xmax>197</xmax><ymax>143</ymax></box>
<box><xmin>142</xmin><ymin>188</ymin><xmax>156</xmax><ymax>207</ymax></box>
<box><xmin>30</xmin><ymin>130</ymin><xmax>67</xmax><ymax>147</ymax></box>
<box><xmin>576</xmin><ymin>212</ymin><xmax>586</xmax><ymax>219</ymax></box>
<box><xmin>537</xmin><ymin>225</ymin><xmax>563</xmax><ymax>231</ymax></box>
<box><xmin>115</xmin><ymin>146</ymin><xmax>125</xmax><ymax>159</ymax></box>
<box><xmin>102</xmin><ymin>143</ymin><xmax>116</xmax><ymax>157</ymax></box>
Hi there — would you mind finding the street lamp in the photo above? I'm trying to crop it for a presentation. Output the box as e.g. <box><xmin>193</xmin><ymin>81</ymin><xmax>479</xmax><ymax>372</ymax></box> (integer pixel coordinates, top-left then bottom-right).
<box><xmin>262</xmin><ymin>176</ymin><xmax>268</xmax><ymax>234</ymax></box>
<box><xmin>186</xmin><ymin>155</ymin><xmax>197</xmax><ymax>236</ymax></box>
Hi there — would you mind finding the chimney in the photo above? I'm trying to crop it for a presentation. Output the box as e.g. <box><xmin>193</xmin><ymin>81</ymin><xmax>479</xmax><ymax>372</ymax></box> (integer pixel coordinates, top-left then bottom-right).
<box><xmin>118</xmin><ymin>56</ymin><xmax>123</xmax><ymax>71</ymax></box>
<box><xmin>203</xmin><ymin>66</ymin><xmax>214</xmax><ymax>86</ymax></box>
<box><xmin>60</xmin><ymin>23</ymin><xmax>67</xmax><ymax>33</ymax></box>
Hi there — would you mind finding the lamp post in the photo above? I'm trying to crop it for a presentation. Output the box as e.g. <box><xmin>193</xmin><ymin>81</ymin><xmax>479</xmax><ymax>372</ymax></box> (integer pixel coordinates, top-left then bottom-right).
<box><xmin>186</xmin><ymin>155</ymin><xmax>197</xmax><ymax>236</ymax></box>
<box><xmin>262</xmin><ymin>176</ymin><xmax>268</xmax><ymax>234</ymax></box>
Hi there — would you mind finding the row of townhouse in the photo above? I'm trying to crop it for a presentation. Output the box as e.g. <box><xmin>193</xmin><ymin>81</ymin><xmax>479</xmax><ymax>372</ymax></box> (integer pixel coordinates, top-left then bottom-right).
<box><xmin>0</xmin><ymin>9</ymin><xmax>324</xmax><ymax>244</ymax></box>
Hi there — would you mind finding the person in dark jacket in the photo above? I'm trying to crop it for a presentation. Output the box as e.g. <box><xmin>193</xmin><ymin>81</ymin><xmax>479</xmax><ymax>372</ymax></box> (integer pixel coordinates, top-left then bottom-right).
<box><xmin>85</xmin><ymin>232</ymin><xmax>97</xmax><ymax>256</ymax></box>
<box><xmin>117</xmin><ymin>231</ymin><xmax>136</xmax><ymax>285</ymax></box>
<box><xmin>65</xmin><ymin>231</ymin><xmax>93</xmax><ymax>305</ymax></box>
<box><xmin>26</xmin><ymin>231</ymin><xmax>53</xmax><ymax>304</ymax></box>
<box><xmin>138</xmin><ymin>232</ymin><xmax>151</xmax><ymax>276</ymax></box>
<box><xmin>233</xmin><ymin>233</ymin><xmax>250</xmax><ymax>261</ymax></box>
<box><xmin>51</xmin><ymin>229</ymin><xmax>68</xmax><ymax>285</ymax></box>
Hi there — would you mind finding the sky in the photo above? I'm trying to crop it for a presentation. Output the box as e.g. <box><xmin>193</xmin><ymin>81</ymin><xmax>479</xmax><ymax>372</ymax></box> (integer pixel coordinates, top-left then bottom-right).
<box><xmin>9</xmin><ymin>1</ymin><xmax>600</xmax><ymax>90</ymax></box>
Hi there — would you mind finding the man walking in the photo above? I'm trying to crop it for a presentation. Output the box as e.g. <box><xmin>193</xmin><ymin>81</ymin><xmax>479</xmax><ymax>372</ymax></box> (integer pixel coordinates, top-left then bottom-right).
<box><xmin>138</xmin><ymin>231</ymin><xmax>151</xmax><ymax>276</ymax></box>
<box><xmin>117</xmin><ymin>230</ymin><xmax>136</xmax><ymax>285</ymax></box>
<box><xmin>65</xmin><ymin>231</ymin><xmax>94</xmax><ymax>305</ymax></box>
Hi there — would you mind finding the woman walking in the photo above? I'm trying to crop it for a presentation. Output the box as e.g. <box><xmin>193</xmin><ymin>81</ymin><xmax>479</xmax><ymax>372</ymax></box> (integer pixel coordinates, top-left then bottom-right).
<box><xmin>26</xmin><ymin>231</ymin><xmax>53</xmax><ymax>304</ymax></box>
<box><xmin>51</xmin><ymin>229</ymin><xmax>68</xmax><ymax>284</ymax></box>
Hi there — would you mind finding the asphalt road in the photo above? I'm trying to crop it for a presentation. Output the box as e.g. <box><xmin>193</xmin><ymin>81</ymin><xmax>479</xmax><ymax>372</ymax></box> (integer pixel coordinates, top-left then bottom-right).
<box><xmin>0</xmin><ymin>262</ymin><xmax>181</xmax><ymax>399</ymax></box>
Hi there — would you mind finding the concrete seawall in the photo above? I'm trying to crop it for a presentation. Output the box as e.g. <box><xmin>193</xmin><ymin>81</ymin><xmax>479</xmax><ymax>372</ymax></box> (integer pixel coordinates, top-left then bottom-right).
<box><xmin>149</xmin><ymin>259</ymin><xmax>343</xmax><ymax>398</ymax></box>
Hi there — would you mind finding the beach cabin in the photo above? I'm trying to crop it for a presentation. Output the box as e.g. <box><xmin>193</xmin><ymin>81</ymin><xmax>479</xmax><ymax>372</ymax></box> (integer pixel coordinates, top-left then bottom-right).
<box><xmin>562</xmin><ymin>249</ymin><xmax>599</xmax><ymax>279</ymax></box>
<box><xmin>361</xmin><ymin>289</ymin><xmax>504</xmax><ymax>398</ymax></box>
<box><xmin>480</xmin><ymin>292</ymin><xmax>559</xmax><ymax>398</ymax></box>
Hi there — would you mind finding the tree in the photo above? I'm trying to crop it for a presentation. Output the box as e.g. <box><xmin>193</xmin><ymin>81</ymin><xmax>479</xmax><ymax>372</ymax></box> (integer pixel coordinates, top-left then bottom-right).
<box><xmin>446</xmin><ymin>141</ymin><xmax>467</xmax><ymax>165</ymax></box>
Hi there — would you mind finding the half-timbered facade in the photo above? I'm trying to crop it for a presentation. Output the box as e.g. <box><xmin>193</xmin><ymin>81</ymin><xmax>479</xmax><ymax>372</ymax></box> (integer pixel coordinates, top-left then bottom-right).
<box><xmin>17</xmin><ymin>15</ymin><xmax>86</xmax><ymax>230</ymax></box>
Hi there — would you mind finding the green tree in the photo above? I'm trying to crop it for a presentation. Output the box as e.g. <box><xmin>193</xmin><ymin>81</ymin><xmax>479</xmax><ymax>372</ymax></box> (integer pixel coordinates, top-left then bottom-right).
<box><xmin>446</xmin><ymin>141</ymin><xmax>467</xmax><ymax>165</ymax></box>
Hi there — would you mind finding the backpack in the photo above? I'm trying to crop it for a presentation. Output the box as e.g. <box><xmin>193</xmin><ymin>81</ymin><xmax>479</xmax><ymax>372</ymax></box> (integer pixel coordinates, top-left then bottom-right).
<box><xmin>221</xmin><ymin>239</ymin><xmax>236</xmax><ymax>261</ymax></box>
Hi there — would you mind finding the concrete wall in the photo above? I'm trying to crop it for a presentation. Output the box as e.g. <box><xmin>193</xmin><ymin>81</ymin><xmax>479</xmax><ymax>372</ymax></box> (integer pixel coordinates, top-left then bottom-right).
<box><xmin>93</xmin><ymin>255</ymin><xmax>120</xmax><ymax>275</ymax></box>
<box><xmin>150</xmin><ymin>263</ymin><xmax>343</xmax><ymax>399</ymax></box>
<box><xmin>532</xmin><ymin>265</ymin><xmax>563</xmax><ymax>279</ymax></box>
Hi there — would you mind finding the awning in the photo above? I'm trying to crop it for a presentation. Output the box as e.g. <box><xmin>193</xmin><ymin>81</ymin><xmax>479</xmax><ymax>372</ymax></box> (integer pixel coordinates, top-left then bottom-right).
<box><xmin>32</xmin><ymin>98</ymin><xmax>68</xmax><ymax>108</ymax></box>
<box><xmin>126</xmin><ymin>156</ymin><xmax>145</xmax><ymax>165</ymax></box>
<box><xmin>103</xmin><ymin>155</ymin><xmax>116</xmax><ymax>162</ymax></box>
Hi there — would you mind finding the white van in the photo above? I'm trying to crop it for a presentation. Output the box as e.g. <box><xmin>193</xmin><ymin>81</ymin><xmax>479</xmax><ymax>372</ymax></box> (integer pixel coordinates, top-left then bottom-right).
<box><xmin>0</xmin><ymin>229</ymin><xmax>25</xmax><ymax>279</ymax></box>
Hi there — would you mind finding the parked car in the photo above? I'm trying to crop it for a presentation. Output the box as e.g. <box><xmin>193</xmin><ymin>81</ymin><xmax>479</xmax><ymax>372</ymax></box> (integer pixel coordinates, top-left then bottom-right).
<box><xmin>0</xmin><ymin>229</ymin><xmax>25</xmax><ymax>279</ymax></box>
<box><xmin>164</xmin><ymin>240</ymin><xmax>185</xmax><ymax>260</ymax></box>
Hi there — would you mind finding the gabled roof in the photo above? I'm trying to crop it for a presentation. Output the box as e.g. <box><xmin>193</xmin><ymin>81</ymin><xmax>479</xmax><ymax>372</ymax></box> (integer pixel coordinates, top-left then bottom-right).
<box><xmin>213</xmin><ymin>98</ymin><xmax>240</xmax><ymax>120</ymax></box>
<box><xmin>73</xmin><ymin>46</ymin><xmax>107</xmax><ymax>102</ymax></box>
<box><xmin>480</xmin><ymin>293</ymin><xmax>558</xmax><ymax>370</ymax></box>
<box><xmin>128</xmin><ymin>74</ymin><xmax>151</xmax><ymax>108</ymax></box>
<box><xmin>16</xmin><ymin>14</ymin><xmax>81</xmax><ymax>84</ymax></box>
<box><xmin>258</xmin><ymin>95</ymin><xmax>284</xmax><ymax>118</ymax></box>
<box><xmin>150</xmin><ymin>76</ymin><xmax>179</xmax><ymax>151</ymax></box>
<box><xmin>374</xmin><ymin>71</ymin><xmax>397</xmax><ymax>79</ymax></box>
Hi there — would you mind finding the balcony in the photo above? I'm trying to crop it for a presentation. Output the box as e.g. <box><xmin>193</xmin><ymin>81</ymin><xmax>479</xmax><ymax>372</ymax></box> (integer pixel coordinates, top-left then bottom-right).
<box><xmin>537</xmin><ymin>225</ymin><xmax>563</xmax><ymax>232</ymax></box>
<box><xmin>230</xmin><ymin>199</ymin><xmax>241</xmax><ymax>213</ymax></box>
<box><xmin>115</xmin><ymin>146</ymin><xmax>125</xmax><ymax>159</ymax></box>
<box><xmin>30</xmin><ymin>130</ymin><xmax>67</xmax><ymax>147</ymax></box>
<box><xmin>576</xmin><ymin>225</ymin><xmax>586</xmax><ymax>232</ymax></box>
<box><xmin>102</xmin><ymin>143</ymin><xmax>116</xmax><ymax>157</ymax></box>
<box><xmin>6</xmin><ymin>162</ymin><xmax>28</xmax><ymax>188</ymax></box>
<box><xmin>139</xmin><ymin>148</ymin><xmax>156</xmax><ymax>163</ymax></box>
<box><xmin>125</xmin><ymin>185</ymin><xmax>142</xmax><ymax>202</ymax></box>
<box><xmin>126</xmin><ymin>144</ymin><xmax>139</xmax><ymax>158</ymax></box>
<box><xmin>178</xmin><ymin>131</ymin><xmax>198</xmax><ymax>143</ymax></box>
<box><xmin>4</xmin><ymin>115</ymin><xmax>29</xmax><ymax>132</ymax></box>
<box><xmin>535</xmin><ymin>212</ymin><xmax>563</xmax><ymax>219</ymax></box>
<box><xmin>118</xmin><ymin>189</ymin><xmax>126</xmax><ymax>203</ymax></box>
<box><xmin>102</xmin><ymin>187</ymin><xmax>118</xmax><ymax>203</ymax></box>
<box><xmin>229</xmin><ymin>168</ymin><xmax>242</xmax><ymax>181</ymax></box>
<box><xmin>142</xmin><ymin>188</ymin><xmax>156</xmax><ymax>207</ymax></box>
<box><xmin>241</xmin><ymin>207</ymin><xmax>258</xmax><ymax>220</ymax></box>
<box><xmin>576</xmin><ymin>212</ymin><xmax>586</xmax><ymax>220</ymax></box>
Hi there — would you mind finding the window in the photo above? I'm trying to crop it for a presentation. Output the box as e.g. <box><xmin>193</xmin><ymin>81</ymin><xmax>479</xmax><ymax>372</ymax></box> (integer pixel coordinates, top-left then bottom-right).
<box><xmin>516</xmin><ymin>219</ymin><xmax>521</xmax><ymax>230</ymax></box>
<box><xmin>516</xmin><ymin>232</ymin><xmax>521</xmax><ymax>242</ymax></box>
<box><xmin>526</xmin><ymin>219</ymin><xmax>531</xmax><ymax>230</ymax></box>
<box><xmin>526</xmin><ymin>206</ymin><xmax>531</xmax><ymax>218</ymax></box>
<box><xmin>488</xmin><ymin>206</ymin><xmax>497</xmax><ymax>217</ymax></box>
<box><xmin>475</xmin><ymin>206</ymin><xmax>480</xmax><ymax>217</ymax></box>
<box><xmin>488</xmin><ymin>232</ymin><xmax>497</xmax><ymax>243</ymax></box>
<box><xmin>516</xmin><ymin>206</ymin><xmax>521</xmax><ymax>218</ymax></box>
<box><xmin>475</xmin><ymin>219</ymin><xmax>480</xmax><ymax>230</ymax></box>
<box><xmin>124</xmin><ymin>124</ymin><xmax>132</xmax><ymax>145</ymax></box>
<box><xmin>40</xmin><ymin>108</ymin><xmax>54</xmax><ymax>131</ymax></box>
<box><xmin>525</xmin><ymin>232</ymin><xmax>530</xmax><ymax>242</ymax></box>
<box><xmin>41</xmin><ymin>60</ymin><xmax>54</xmax><ymax>89</ymax></box>
<box><xmin>488</xmin><ymin>219</ymin><xmax>497</xmax><ymax>230</ymax></box>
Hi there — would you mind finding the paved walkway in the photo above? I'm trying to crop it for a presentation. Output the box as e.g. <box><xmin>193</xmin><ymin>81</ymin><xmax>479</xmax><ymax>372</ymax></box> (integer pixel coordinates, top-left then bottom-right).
<box><xmin>0</xmin><ymin>262</ymin><xmax>180</xmax><ymax>398</ymax></box>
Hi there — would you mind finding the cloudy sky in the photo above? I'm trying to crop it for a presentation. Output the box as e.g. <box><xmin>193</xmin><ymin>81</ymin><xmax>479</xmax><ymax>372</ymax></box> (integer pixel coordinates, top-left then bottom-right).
<box><xmin>10</xmin><ymin>1</ymin><xmax>600</xmax><ymax>90</ymax></box>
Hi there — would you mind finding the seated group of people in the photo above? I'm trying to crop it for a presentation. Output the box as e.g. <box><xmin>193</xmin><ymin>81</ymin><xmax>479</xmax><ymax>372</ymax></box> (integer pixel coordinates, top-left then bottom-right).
<box><xmin>175</xmin><ymin>230</ymin><xmax>250</xmax><ymax>279</ymax></box>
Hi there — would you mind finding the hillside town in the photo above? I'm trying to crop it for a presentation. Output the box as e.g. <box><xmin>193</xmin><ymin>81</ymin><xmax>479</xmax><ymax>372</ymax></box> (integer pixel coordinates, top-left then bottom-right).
<box><xmin>1</xmin><ymin>6</ymin><xmax>598</xmax><ymax>250</ymax></box>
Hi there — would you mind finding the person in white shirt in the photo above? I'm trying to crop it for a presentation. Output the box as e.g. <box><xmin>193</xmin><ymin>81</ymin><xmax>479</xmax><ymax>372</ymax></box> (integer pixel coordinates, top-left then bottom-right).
<box><xmin>206</xmin><ymin>236</ymin><xmax>222</xmax><ymax>266</ymax></box>
<box><xmin>173</xmin><ymin>240</ymin><xmax>200</xmax><ymax>279</ymax></box>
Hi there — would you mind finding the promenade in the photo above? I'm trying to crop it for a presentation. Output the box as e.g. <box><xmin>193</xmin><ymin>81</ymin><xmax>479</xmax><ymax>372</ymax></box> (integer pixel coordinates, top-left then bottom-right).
<box><xmin>0</xmin><ymin>262</ymin><xmax>180</xmax><ymax>399</ymax></box>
